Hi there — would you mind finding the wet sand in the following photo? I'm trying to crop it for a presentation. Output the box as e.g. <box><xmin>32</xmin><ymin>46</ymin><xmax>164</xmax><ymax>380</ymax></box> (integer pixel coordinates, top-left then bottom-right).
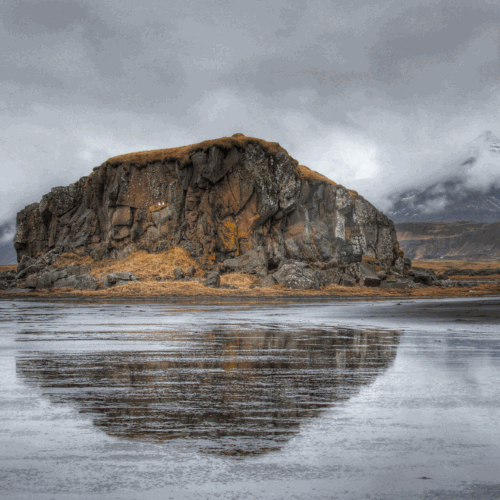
<box><xmin>1</xmin><ymin>297</ymin><xmax>500</xmax><ymax>499</ymax></box>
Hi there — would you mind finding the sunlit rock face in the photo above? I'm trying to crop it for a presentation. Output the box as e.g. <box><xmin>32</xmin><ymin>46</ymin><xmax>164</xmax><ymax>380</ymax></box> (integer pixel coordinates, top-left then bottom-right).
<box><xmin>17</xmin><ymin>326</ymin><xmax>400</xmax><ymax>456</ymax></box>
<box><xmin>14</xmin><ymin>135</ymin><xmax>400</xmax><ymax>270</ymax></box>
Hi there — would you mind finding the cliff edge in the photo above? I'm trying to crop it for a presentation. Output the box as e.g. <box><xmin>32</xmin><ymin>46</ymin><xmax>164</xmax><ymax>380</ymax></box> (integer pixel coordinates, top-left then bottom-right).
<box><xmin>14</xmin><ymin>134</ymin><xmax>402</xmax><ymax>275</ymax></box>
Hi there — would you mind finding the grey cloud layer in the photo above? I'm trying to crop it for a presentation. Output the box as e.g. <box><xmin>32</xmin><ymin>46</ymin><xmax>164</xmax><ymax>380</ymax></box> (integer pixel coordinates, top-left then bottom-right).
<box><xmin>1</xmin><ymin>0</ymin><xmax>500</xmax><ymax>223</ymax></box>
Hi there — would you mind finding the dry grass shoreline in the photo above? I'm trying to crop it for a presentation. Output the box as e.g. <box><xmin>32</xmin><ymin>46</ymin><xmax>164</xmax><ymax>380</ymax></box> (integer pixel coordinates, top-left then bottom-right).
<box><xmin>2</xmin><ymin>255</ymin><xmax>500</xmax><ymax>302</ymax></box>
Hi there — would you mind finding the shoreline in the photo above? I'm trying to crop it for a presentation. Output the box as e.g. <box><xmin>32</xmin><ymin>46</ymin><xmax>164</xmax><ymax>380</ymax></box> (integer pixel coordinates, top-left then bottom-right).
<box><xmin>2</xmin><ymin>287</ymin><xmax>500</xmax><ymax>303</ymax></box>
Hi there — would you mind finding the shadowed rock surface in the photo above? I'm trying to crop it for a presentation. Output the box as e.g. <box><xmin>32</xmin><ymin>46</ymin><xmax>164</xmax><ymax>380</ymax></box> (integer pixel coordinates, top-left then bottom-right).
<box><xmin>14</xmin><ymin>135</ymin><xmax>401</xmax><ymax>274</ymax></box>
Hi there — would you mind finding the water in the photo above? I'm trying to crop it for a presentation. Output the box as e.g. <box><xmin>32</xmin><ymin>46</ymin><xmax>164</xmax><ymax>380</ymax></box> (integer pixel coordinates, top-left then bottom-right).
<box><xmin>1</xmin><ymin>298</ymin><xmax>500</xmax><ymax>499</ymax></box>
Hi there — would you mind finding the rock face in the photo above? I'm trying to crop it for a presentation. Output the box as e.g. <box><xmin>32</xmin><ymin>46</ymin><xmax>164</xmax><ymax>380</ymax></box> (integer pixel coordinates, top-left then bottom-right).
<box><xmin>14</xmin><ymin>135</ymin><xmax>401</xmax><ymax>273</ymax></box>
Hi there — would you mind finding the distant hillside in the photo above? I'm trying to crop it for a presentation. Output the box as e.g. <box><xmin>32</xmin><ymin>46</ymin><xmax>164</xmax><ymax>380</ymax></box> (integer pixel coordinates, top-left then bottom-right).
<box><xmin>388</xmin><ymin>131</ymin><xmax>500</xmax><ymax>223</ymax></box>
<box><xmin>0</xmin><ymin>221</ymin><xmax>16</xmax><ymax>265</ymax></box>
<box><xmin>396</xmin><ymin>221</ymin><xmax>500</xmax><ymax>260</ymax></box>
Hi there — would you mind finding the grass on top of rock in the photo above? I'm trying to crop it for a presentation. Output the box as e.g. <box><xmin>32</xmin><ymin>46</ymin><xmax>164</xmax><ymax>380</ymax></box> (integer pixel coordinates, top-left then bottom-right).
<box><xmin>105</xmin><ymin>135</ymin><xmax>286</xmax><ymax>169</ymax></box>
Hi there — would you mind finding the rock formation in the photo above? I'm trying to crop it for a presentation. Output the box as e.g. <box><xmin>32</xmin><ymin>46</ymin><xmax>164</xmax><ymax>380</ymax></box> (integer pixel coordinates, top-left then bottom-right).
<box><xmin>14</xmin><ymin>134</ymin><xmax>403</xmax><ymax>278</ymax></box>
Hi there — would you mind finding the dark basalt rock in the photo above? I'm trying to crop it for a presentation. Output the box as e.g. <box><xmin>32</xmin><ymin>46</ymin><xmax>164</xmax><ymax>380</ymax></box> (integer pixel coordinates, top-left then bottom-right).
<box><xmin>0</xmin><ymin>279</ymin><xmax>12</xmax><ymax>290</ymax></box>
<box><xmin>273</xmin><ymin>262</ymin><xmax>320</xmax><ymax>290</ymax></box>
<box><xmin>74</xmin><ymin>275</ymin><xmax>98</xmax><ymax>291</ymax></box>
<box><xmin>14</xmin><ymin>136</ymin><xmax>402</xmax><ymax>279</ymax></box>
<box><xmin>173</xmin><ymin>268</ymin><xmax>185</xmax><ymax>280</ymax></box>
<box><xmin>203</xmin><ymin>271</ymin><xmax>220</xmax><ymax>288</ymax></box>
<box><xmin>223</xmin><ymin>247</ymin><xmax>268</xmax><ymax>277</ymax></box>
<box><xmin>259</xmin><ymin>275</ymin><xmax>277</xmax><ymax>288</ymax></box>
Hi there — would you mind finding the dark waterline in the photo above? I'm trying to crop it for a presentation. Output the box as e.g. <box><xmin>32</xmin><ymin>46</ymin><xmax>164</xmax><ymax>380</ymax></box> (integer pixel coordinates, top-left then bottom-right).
<box><xmin>1</xmin><ymin>298</ymin><xmax>500</xmax><ymax>499</ymax></box>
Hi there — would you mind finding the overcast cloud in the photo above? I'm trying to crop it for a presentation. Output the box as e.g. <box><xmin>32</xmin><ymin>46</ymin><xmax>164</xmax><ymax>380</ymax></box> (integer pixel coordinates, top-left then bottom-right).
<box><xmin>2</xmin><ymin>0</ymin><xmax>500</xmax><ymax>224</ymax></box>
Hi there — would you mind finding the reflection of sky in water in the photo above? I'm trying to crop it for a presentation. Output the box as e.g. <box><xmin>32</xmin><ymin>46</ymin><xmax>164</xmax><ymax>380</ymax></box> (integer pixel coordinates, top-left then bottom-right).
<box><xmin>3</xmin><ymin>299</ymin><xmax>500</xmax><ymax>500</ymax></box>
<box><xmin>17</xmin><ymin>325</ymin><xmax>400</xmax><ymax>456</ymax></box>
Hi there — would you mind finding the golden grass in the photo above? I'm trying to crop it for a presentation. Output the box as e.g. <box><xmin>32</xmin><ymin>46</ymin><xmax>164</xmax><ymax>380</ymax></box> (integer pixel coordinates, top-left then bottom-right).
<box><xmin>220</xmin><ymin>273</ymin><xmax>257</xmax><ymax>288</ymax></box>
<box><xmin>6</xmin><ymin>280</ymin><xmax>499</xmax><ymax>300</ymax></box>
<box><xmin>298</xmin><ymin>165</ymin><xmax>337</xmax><ymax>186</ymax></box>
<box><xmin>90</xmin><ymin>248</ymin><xmax>200</xmax><ymax>280</ymax></box>
<box><xmin>0</xmin><ymin>265</ymin><xmax>17</xmax><ymax>273</ymax></box>
<box><xmin>4</xmin><ymin>274</ymin><xmax>499</xmax><ymax>300</ymax></box>
<box><xmin>105</xmin><ymin>135</ymin><xmax>286</xmax><ymax>169</ymax></box>
<box><xmin>414</xmin><ymin>260</ymin><xmax>500</xmax><ymax>273</ymax></box>
<box><xmin>3</xmin><ymin>253</ymin><xmax>500</xmax><ymax>301</ymax></box>
<box><xmin>54</xmin><ymin>253</ymin><xmax>93</xmax><ymax>268</ymax></box>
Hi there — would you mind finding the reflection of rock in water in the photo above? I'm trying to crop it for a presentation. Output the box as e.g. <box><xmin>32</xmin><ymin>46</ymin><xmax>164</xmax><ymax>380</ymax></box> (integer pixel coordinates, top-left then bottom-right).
<box><xmin>17</xmin><ymin>327</ymin><xmax>400</xmax><ymax>455</ymax></box>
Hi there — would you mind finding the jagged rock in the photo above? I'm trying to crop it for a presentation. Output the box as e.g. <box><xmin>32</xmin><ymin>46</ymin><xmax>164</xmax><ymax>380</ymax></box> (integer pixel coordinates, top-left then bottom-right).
<box><xmin>14</xmin><ymin>135</ymin><xmax>402</xmax><ymax>276</ymax></box>
<box><xmin>203</xmin><ymin>271</ymin><xmax>220</xmax><ymax>288</ymax></box>
<box><xmin>0</xmin><ymin>279</ymin><xmax>11</xmax><ymax>290</ymax></box>
<box><xmin>338</xmin><ymin>275</ymin><xmax>356</xmax><ymax>287</ymax></box>
<box><xmin>273</xmin><ymin>262</ymin><xmax>320</xmax><ymax>290</ymax></box>
<box><xmin>377</xmin><ymin>270</ymin><xmax>388</xmax><ymax>281</ymax></box>
<box><xmin>37</xmin><ymin>270</ymin><xmax>54</xmax><ymax>289</ymax></box>
<box><xmin>408</xmin><ymin>269</ymin><xmax>436</xmax><ymax>286</ymax></box>
<box><xmin>22</xmin><ymin>275</ymin><xmax>39</xmax><ymax>289</ymax></box>
<box><xmin>380</xmin><ymin>278</ymin><xmax>414</xmax><ymax>290</ymax></box>
<box><xmin>0</xmin><ymin>270</ymin><xmax>16</xmax><ymax>281</ymax></box>
<box><xmin>223</xmin><ymin>247</ymin><xmax>268</xmax><ymax>277</ymax></box>
<box><xmin>259</xmin><ymin>275</ymin><xmax>277</xmax><ymax>287</ymax></box>
<box><xmin>435</xmin><ymin>279</ymin><xmax>455</xmax><ymax>287</ymax></box>
<box><xmin>17</xmin><ymin>255</ymin><xmax>36</xmax><ymax>273</ymax></box>
<box><xmin>74</xmin><ymin>275</ymin><xmax>98</xmax><ymax>291</ymax></box>
<box><xmin>173</xmin><ymin>268</ymin><xmax>185</xmax><ymax>280</ymax></box>
<box><xmin>102</xmin><ymin>272</ymin><xmax>139</xmax><ymax>288</ymax></box>
<box><xmin>54</xmin><ymin>276</ymin><xmax>78</xmax><ymax>288</ymax></box>
<box><xmin>316</xmin><ymin>268</ymin><xmax>342</xmax><ymax>287</ymax></box>
<box><xmin>403</xmin><ymin>257</ymin><xmax>412</xmax><ymax>273</ymax></box>
<box><xmin>39</xmin><ymin>248</ymin><xmax>62</xmax><ymax>266</ymax></box>
<box><xmin>345</xmin><ymin>262</ymin><xmax>381</xmax><ymax>287</ymax></box>
<box><xmin>16</xmin><ymin>262</ymin><xmax>45</xmax><ymax>280</ymax></box>
<box><xmin>186</xmin><ymin>266</ymin><xmax>196</xmax><ymax>277</ymax></box>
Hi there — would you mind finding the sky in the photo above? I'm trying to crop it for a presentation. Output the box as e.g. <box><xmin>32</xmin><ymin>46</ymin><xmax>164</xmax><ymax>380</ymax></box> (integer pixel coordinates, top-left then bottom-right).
<box><xmin>2</xmin><ymin>0</ymin><xmax>500</xmax><ymax>226</ymax></box>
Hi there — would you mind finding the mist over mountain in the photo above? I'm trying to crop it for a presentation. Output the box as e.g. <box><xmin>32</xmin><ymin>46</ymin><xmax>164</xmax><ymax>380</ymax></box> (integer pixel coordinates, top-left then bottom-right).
<box><xmin>388</xmin><ymin>131</ymin><xmax>500</xmax><ymax>223</ymax></box>
<box><xmin>0</xmin><ymin>221</ymin><xmax>16</xmax><ymax>265</ymax></box>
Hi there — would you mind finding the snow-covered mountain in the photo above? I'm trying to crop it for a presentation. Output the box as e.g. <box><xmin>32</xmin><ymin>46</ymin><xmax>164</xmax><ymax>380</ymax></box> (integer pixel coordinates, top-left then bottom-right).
<box><xmin>388</xmin><ymin>131</ymin><xmax>500</xmax><ymax>223</ymax></box>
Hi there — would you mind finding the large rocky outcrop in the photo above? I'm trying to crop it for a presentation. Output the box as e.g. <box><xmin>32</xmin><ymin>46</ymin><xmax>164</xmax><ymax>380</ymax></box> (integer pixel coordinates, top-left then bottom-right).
<box><xmin>14</xmin><ymin>135</ymin><xmax>402</xmax><ymax>273</ymax></box>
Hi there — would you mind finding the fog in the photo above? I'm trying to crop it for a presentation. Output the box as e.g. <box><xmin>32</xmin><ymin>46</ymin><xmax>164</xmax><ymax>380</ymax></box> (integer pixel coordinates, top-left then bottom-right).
<box><xmin>2</xmin><ymin>0</ymin><xmax>500</xmax><ymax>224</ymax></box>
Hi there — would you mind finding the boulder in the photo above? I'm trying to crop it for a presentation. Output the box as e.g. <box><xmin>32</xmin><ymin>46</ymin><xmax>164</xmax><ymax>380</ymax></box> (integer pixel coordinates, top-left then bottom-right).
<box><xmin>345</xmin><ymin>263</ymin><xmax>381</xmax><ymax>287</ymax></box>
<box><xmin>0</xmin><ymin>270</ymin><xmax>16</xmax><ymax>281</ymax></box>
<box><xmin>223</xmin><ymin>247</ymin><xmax>268</xmax><ymax>278</ymax></box>
<box><xmin>408</xmin><ymin>269</ymin><xmax>436</xmax><ymax>286</ymax></box>
<box><xmin>74</xmin><ymin>275</ymin><xmax>99</xmax><ymax>291</ymax></box>
<box><xmin>54</xmin><ymin>276</ymin><xmax>78</xmax><ymax>289</ymax></box>
<box><xmin>0</xmin><ymin>279</ymin><xmax>11</xmax><ymax>290</ymax></box>
<box><xmin>203</xmin><ymin>271</ymin><xmax>220</xmax><ymax>288</ymax></box>
<box><xmin>16</xmin><ymin>262</ymin><xmax>44</xmax><ymax>280</ymax></box>
<box><xmin>23</xmin><ymin>275</ymin><xmax>39</xmax><ymax>289</ymax></box>
<box><xmin>103</xmin><ymin>272</ymin><xmax>139</xmax><ymax>288</ymax></box>
<box><xmin>259</xmin><ymin>275</ymin><xmax>277</xmax><ymax>288</ymax></box>
<box><xmin>403</xmin><ymin>257</ymin><xmax>412</xmax><ymax>273</ymax></box>
<box><xmin>338</xmin><ymin>275</ymin><xmax>356</xmax><ymax>287</ymax></box>
<box><xmin>380</xmin><ymin>279</ymin><xmax>413</xmax><ymax>290</ymax></box>
<box><xmin>173</xmin><ymin>268</ymin><xmax>185</xmax><ymax>280</ymax></box>
<box><xmin>186</xmin><ymin>266</ymin><xmax>196</xmax><ymax>277</ymax></box>
<box><xmin>273</xmin><ymin>262</ymin><xmax>320</xmax><ymax>290</ymax></box>
<box><xmin>37</xmin><ymin>270</ymin><xmax>55</xmax><ymax>289</ymax></box>
<box><xmin>316</xmin><ymin>268</ymin><xmax>342</xmax><ymax>287</ymax></box>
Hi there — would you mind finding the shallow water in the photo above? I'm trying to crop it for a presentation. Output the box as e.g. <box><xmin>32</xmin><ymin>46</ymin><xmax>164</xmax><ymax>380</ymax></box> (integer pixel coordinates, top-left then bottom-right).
<box><xmin>1</xmin><ymin>298</ymin><xmax>500</xmax><ymax>499</ymax></box>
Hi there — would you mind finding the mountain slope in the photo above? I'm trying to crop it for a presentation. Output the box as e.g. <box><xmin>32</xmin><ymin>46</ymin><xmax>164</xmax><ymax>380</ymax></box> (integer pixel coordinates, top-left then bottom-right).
<box><xmin>396</xmin><ymin>221</ymin><xmax>500</xmax><ymax>260</ymax></box>
<box><xmin>388</xmin><ymin>131</ymin><xmax>500</xmax><ymax>223</ymax></box>
<box><xmin>0</xmin><ymin>221</ymin><xmax>16</xmax><ymax>265</ymax></box>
